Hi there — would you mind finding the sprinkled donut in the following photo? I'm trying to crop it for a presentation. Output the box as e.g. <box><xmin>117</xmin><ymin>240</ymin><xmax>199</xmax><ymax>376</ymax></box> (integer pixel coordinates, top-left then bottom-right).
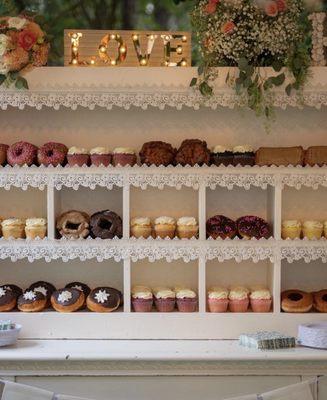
<box><xmin>37</xmin><ymin>142</ymin><xmax>68</xmax><ymax>166</ymax></box>
<box><xmin>90</xmin><ymin>210</ymin><xmax>123</xmax><ymax>239</ymax></box>
<box><xmin>7</xmin><ymin>141</ymin><xmax>38</xmax><ymax>166</ymax></box>
<box><xmin>206</xmin><ymin>215</ymin><xmax>237</xmax><ymax>239</ymax></box>
<box><xmin>236</xmin><ymin>216</ymin><xmax>270</xmax><ymax>240</ymax></box>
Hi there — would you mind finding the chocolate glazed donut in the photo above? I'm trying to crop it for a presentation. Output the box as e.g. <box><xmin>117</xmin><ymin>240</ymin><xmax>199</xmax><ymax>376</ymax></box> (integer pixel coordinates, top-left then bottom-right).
<box><xmin>51</xmin><ymin>288</ymin><xmax>85</xmax><ymax>312</ymax></box>
<box><xmin>87</xmin><ymin>287</ymin><xmax>121</xmax><ymax>312</ymax></box>
<box><xmin>90</xmin><ymin>210</ymin><xmax>122</xmax><ymax>239</ymax></box>
<box><xmin>0</xmin><ymin>287</ymin><xmax>17</xmax><ymax>311</ymax></box>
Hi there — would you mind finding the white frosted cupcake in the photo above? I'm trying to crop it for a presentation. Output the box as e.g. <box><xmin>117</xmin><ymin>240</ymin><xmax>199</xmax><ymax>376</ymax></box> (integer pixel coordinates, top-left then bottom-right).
<box><xmin>112</xmin><ymin>147</ymin><xmax>137</xmax><ymax>167</ymax></box>
<box><xmin>131</xmin><ymin>286</ymin><xmax>153</xmax><ymax>312</ymax></box>
<box><xmin>67</xmin><ymin>146</ymin><xmax>89</xmax><ymax>167</ymax></box>
<box><xmin>154</xmin><ymin>216</ymin><xmax>176</xmax><ymax>239</ymax></box>
<box><xmin>176</xmin><ymin>217</ymin><xmax>198</xmax><ymax>239</ymax></box>
<box><xmin>153</xmin><ymin>287</ymin><xmax>176</xmax><ymax>312</ymax></box>
<box><xmin>25</xmin><ymin>218</ymin><xmax>47</xmax><ymax>239</ymax></box>
<box><xmin>229</xmin><ymin>286</ymin><xmax>249</xmax><ymax>312</ymax></box>
<box><xmin>1</xmin><ymin>218</ymin><xmax>25</xmax><ymax>239</ymax></box>
<box><xmin>175</xmin><ymin>287</ymin><xmax>198</xmax><ymax>312</ymax></box>
<box><xmin>302</xmin><ymin>220</ymin><xmax>323</xmax><ymax>240</ymax></box>
<box><xmin>281</xmin><ymin>220</ymin><xmax>301</xmax><ymax>240</ymax></box>
<box><xmin>207</xmin><ymin>287</ymin><xmax>229</xmax><ymax>312</ymax></box>
<box><xmin>250</xmin><ymin>287</ymin><xmax>272</xmax><ymax>313</ymax></box>
<box><xmin>90</xmin><ymin>147</ymin><xmax>111</xmax><ymax>167</ymax></box>
<box><xmin>130</xmin><ymin>217</ymin><xmax>152</xmax><ymax>239</ymax></box>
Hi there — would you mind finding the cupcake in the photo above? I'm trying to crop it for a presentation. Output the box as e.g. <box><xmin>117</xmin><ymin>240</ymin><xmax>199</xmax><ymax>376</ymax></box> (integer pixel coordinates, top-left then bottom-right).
<box><xmin>131</xmin><ymin>285</ymin><xmax>153</xmax><ymax>312</ymax></box>
<box><xmin>130</xmin><ymin>217</ymin><xmax>152</xmax><ymax>239</ymax></box>
<box><xmin>25</xmin><ymin>218</ymin><xmax>47</xmax><ymax>239</ymax></box>
<box><xmin>233</xmin><ymin>145</ymin><xmax>255</xmax><ymax>166</ymax></box>
<box><xmin>153</xmin><ymin>287</ymin><xmax>176</xmax><ymax>312</ymax></box>
<box><xmin>1</xmin><ymin>218</ymin><xmax>25</xmax><ymax>239</ymax></box>
<box><xmin>175</xmin><ymin>287</ymin><xmax>198</xmax><ymax>312</ymax></box>
<box><xmin>228</xmin><ymin>286</ymin><xmax>249</xmax><ymax>312</ymax></box>
<box><xmin>154</xmin><ymin>216</ymin><xmax>176</xmax><ymax>239</ymax></box>
<box><xmin>112</xmin><ymin>147</ymin><xmax>137</xmax><ymax>167</ymax></box>
<box><xmin>207</xmin><ymin>287</ymin><xmax>229</xmax><ymax>312</ymax></box>
<box><xmin>67</xmin><ymin>147</ymin><xmax>89</xmax><ymax>167</ymax></box>
<box><xmin>281</xmin><ymin>220</ymin><xmax>301</xmax><ymax>240</ymax></box>
<box><xmin>90</xmin><ymin>147</ymin><xmax>111</xmax><ymax>167</ymax></box>
<box><xmin>211</xmin><ymin>145</ymin><xmax>233</xmax><ymax>167</ymax></box>
<box><xmin>250</xmin><ymin>287</ymin><xmax>272</xmax><ymax>312</ymax></box>
<box><xmin>324</xmin><ymin>221</ymin><xmax>327</xmax><ymax>238</ymax></box>
<box><xmin>302</xmin><ymin>220</ymin><xmax>323</xmax><ymax>240</ymax></box>
<box><xmin>0</xmin><ymin>144</ymin><xmax>9</xmax><ymax>166</ymax></box>
<box><xmin>176</xmin><ymin>217</ymin><xmax>198</xmax><ymax>239</ymax></box>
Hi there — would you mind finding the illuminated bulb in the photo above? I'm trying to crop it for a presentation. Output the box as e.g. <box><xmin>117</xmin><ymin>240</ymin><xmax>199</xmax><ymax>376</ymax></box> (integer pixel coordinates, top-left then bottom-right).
<box><xmin>72</xmin><ymin>59</ymin><xmax>78</xmax><ymax>65</ymax></box>
<box><xmin>72</xmin><ymin>46</ymin><xmax>78</xmax><ymax>52</ymax></box>
<box><xmin>120</xmin><ymin>46</ymin><xmax>126</xmax><ymax>53</ymax></box>
<box><xmin>72</xmin><ymin>33</ymin><xmax>78</xmax><ymax>39</ymax></box>
<box><xmin>111</xmin><ymin>60</ymin><xmax>116</xmax><ymax>66</ymax></box>
<box><xmin>110</xmin><ymin>34</ymin><xmax>116</xmax><ymax>40</ymax></box>
<box><xmin>176</xmin><ymin>46</ymin><xmax>183</xmax><ymax>54</ymax></box>
<box><xmin>140</xmin><ymin>58</ymin><xmax>147</xmax><ymax>66</ymax></box>
<box><xmin>149</xmin><ymin>35</ymin><xmax>154</xmax><ymax>40</ymax></box>
<box><xmin>165</xmin><ymin>35</ymin><xmax>170</xmax><ymax>41</ymax></box>
<box><xmin>90</xmin><ymin>59</ymin><xmax>95</xmax><ymax>65</ymax></box>
<box><xmin>181</xmin><ymin>60</ymin><xmax>187</xmax><ymax>67</ymax></box>
<box><xmin>164</xmin><ymin>61</ymin><xmax>169</xmax><ymax>66</ymax></box>
<box><xmin>99</xmin><ymin>45</ymin><xmax>106</xmax><ymax>53</ymax></box>
<box><xmin>182</xmin><ymin>35</ymin><xmax>187</xmax><ymax>42</ymax></box>
<box><xmin>132</xmin><ymin>34</ymin><xmax>138</xmax><ymax>41</ymax></box>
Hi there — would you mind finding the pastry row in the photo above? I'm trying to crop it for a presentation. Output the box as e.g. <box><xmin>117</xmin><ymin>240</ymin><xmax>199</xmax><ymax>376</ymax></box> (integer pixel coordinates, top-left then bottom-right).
<box><xmin>0</xmin><ymin>281</ymin><xmax>123</xmax><ymax>313</ymax></box>
<box><xmin>2</xmin><ymin>141</ymin><xmax>327</xmax><ymax>168</ymax></box>
<box><xmin>0</xmin><ymin>218</ymin><xmax>47</xmax><ymax>239</ymax></box>
<box><xmin>131</xmin><ymin>217</ymin><xmax>198</xmax><ymax>239</ymax></box>
<box><xmin>207</xmin><ymin>286</ymin><xmax>272</xmax><ymax>313</ymax></box>
<box><xmin>282</xmin><ymin>220</ymin><xmax>327</xmax><ymax>240</ymax></box>
<box><xmin>281</xmin><ymin>289</ymin><xmax>327</xmax><ymax>313</ymax></box>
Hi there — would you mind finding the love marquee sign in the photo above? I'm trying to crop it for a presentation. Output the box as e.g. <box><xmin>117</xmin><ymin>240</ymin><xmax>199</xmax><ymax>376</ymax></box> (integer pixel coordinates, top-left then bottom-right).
<box><xmin>64</xmin><ymin>29</ymin><xmax>191</xmax><ymax>67</ymax></box>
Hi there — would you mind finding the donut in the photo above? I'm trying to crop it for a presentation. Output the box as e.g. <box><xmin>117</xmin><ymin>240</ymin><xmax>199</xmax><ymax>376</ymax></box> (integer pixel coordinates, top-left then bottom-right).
<box><xmin>1</xmin><ymin>284</ymin><xmax>23</xmax><ymax>298</ymax></box>
<box><xmin>29</xmin><ymin>281</ymin><xmax>56</xmax><ymax>306</ymax></box>
<box><xmin>313</xmin><ymin>290</ymin><xmax>327</xmax><ymax>313</ymax></box>
<box><xmin>57</xmin><ymin>210</ymin><xmax>90</xmax><ymax>239</ymax></box>
<box><xmin>7</xmin><ymin>141</ymin><xmax>38</xmax><ymax>166</ymax></box>
<box><xmin>17</xmin><ymin>290</ymin><xmax>47</xmax><ymax>312</ymax></box>
<box><xmin>281</xmin><ymin>290</ymin><xmax>313</xmax><ymax>313</ymax></box>
<box><xmin>0</xmin><ymin>144</ymin><xmax>9</xmax><ymax>166</ymax></box>
<box><xmin>0</xmin><ymin>286</ymin><xmax>17</xmax><ymax>311</ymax></box>
<box><xmin>206</xmin><ymin>215</ymin><xmax>237</xmax><ymax>239</ymax></box>
<box><xmin>87</xmin><ymin>287</ymin><xmax>121</xmax><ymax>312</ymax></box>
<box><xmin>65</xmin><ymin>282</ymin><xmax>91</xmax><ymax>298</ymax></box>
<box><xmin>236</xmin><ymin>216</ymin><xmax>270</xmax><ymax>240</ymax></box>
<box><xmin>90</xmin><ymin>210</ymin><xmax>122</xmax><ymax>239</ymax></box>
<box><xmin>51</xmin><ymin>288</ymin><xmax>85</xmax><ymax>312</ymax></box>
<box><xmin>37</xmin><ymin>142</ymin><xmax>68</xmax><ymax>166</ymax></box>
<box><xmin>175</xmin><ymin>139</ymin><xmax>210</xmax><ymax>166</ymax></box>
<box><xmin>139</xmin><ymin>141</ymin><xmax>177</xmax><ymax>166</ymax></box>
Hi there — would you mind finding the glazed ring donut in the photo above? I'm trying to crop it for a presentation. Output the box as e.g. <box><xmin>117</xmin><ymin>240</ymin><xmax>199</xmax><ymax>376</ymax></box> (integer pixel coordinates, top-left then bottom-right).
<box><xmin>57</xmin><ymin>210</ymin><xmax>90</xmax><ymax>239</ymax></box>
<box><xmin>281</xmin><ymin>290</ymin><xmax>313</xmax><ymax>313</ymax></box>
<box><xmin>87</xmin><ymin>287</ymin><xmax>121</xmax><ymax>312</ymax></box>
<box><xmin>37</xmin><ymin>142</ymin><xmax>68</xmax><ymax>166</ymax></box>
<box><xmin>90</xmin><ymin>210</ymin><xmax>123</xmax><ymax>239</ymax></box>
<box><xmin>313</xmin><ymin>290</ymin><xmax>327</xmax><ymax>313</ymax></box>
<box><xmin>17</xmin><ymin>290</ymin><xmax>47</xmax><ymax>312</ymax></box>
<box><xmin>0</xmin><ymin>286</ymin><xmax>17</xmax><ymax>311</ymax></box>
<box><xmin>206</xmin><ymin>215</ymin><xmax>237</xmax><ymax>239</ymax></box>
<box><xmin>51</xmin><ymin>288</ymin><xmax>85</xmax><ymax>312</ymax></box>
<box><xmin>236</xmin><ymin>216</ymin><xmax>270</xmax><ymax>240</ymax></box>
<box><xmin>7</xmin><ymin>141</ymin><xmax>38</xmax><ymax>166</ymax></box>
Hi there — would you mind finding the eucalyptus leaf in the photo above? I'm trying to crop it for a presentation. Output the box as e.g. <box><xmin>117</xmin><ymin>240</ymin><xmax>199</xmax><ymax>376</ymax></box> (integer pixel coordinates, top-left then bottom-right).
<box><xmin>285</xmin><ymin>84</ymin><xmax>292</xmax><ymax>96</ymax></box>
<box><xmin>15</xmin><ymin>77</ymin><xmax>29</xmax><ymax>90</ymax></box>
<box><xmin>197</xmin><ymin>65</ymin><xmax>204</xmax><ymax>75</ymax></box>
<box><xmin>199</xmin><ymin>81</ymin><xmax>212</xmax><ymax>96</ymax></box>
<box><xmin>271</xmin><ymin>73</ymin><xmax>285</xmax><ymax>86</ymax></box>
<box><xmin>238</xmin><ymin>57</ymin><xmax>248</xmax><ymax>71</ymax></box>
<box><xmin>272</xmin><ymin>60</ymin><xmax>283</xmax><ymax>72</ymax></box>
<box><xmin>0</xmin><ymin>74</ymin><xmax>6</xmax><ymax>85</ymax></box>
<box><xmin>190</xmin><ymin>77</ymin><xmax>197</xmax><ymax>87</ymax></box>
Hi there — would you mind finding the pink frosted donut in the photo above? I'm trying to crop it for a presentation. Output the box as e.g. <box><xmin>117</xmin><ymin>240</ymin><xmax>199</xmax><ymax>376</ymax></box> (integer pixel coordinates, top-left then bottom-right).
<box><xmin>7</xmin><ymin>141</ymin><xmax>37</xmax><ymax>166</ymax></box>
<box><xmin>37</xmin><ymin>142</ymin><xmax>68</xmax><ymax>166</ymax></box>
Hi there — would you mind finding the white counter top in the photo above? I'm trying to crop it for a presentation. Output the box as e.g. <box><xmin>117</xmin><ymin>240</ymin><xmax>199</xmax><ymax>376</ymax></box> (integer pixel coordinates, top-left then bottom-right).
<box><xmin>1</xmin><ymin>339</ymin><xmax>326</xmax><ymax>362</ymax></box>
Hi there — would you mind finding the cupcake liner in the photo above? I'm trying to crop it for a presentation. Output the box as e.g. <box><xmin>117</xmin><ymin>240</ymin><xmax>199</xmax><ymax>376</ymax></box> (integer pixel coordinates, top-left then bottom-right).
<box><xmin>130</xmin><ymin>225</ymin><xmax>152</xmax><ymax>239</ymax></box>
<box><xmin>302</xmin><ymin>227</ymin><xmax>323</xmax><ymax>240</ymax></box>
<box><xmin>2</xmin><ymin>226</ymin><xmax>25</xmax><ymax>239</ymax></box>
<box><xmin>176</xmin><ymin>226</ymin><xmax>199</xmax><ymax>239</ymax></box>
<box><xmin>176</xmin><ymin>298</ymin><xmax>198</xmax><ymax>312</ymax></box>
<box><xmin>207</xmin><ymin>298</ymin><xmax>229</xmax><ymax>313</ymax></box>
<box><xmin>67</xmin><ymin>154</ymin><xmax>89</xmax><ymax>167</ymax></box>
<box><xmin>250</xmin><ymin>298</ymin><xmax>272</xmax><ymax>313</ymax></box>
<box><xmin>229</xmin><ymin>298</ymin><xmax>249</xmax><ymax>312</ymax></box>
<box><xmin>281</xmin><ymin>227</ymin><xmax>301</xmax><ymax>240</ymax></box>
<box><xmin>132</xmin><ymin>298</ymin><xmax>153</xmax><ymax>312</ymax></box>
<box><xmin>25</xmin><ymin>226</ymin><xmax>47</xmax><ymax>240</ymax></box>
<box><xmin>154</xmin><ymin>297</ymin><xmax>176</xmax><ymax>312</ymax></box>
<box><xmin>154</xmin><ymin>225</ymin><xmax>176</xmax><ymax>239</ymax></box>
<box><xmin>112</xmin><ymin>154</ymin><xmax>137</xmax><ymax>167</ymax></box>
<box><xmin>90</xmin><ymin>154</ymin><xmax>112</xmax><ymax>167</ymax></box>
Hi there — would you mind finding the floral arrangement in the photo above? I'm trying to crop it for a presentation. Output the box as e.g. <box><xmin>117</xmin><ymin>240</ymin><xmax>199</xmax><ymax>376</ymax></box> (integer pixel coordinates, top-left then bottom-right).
<box><xmin>0</xmin><ymin>15</ymin><xmax>49</xmax><ymax>89</ymax></box>
<box><xmin>191</xmin><ymin>0</ymin><xmax>312</xmax><ymax>118</ymax></box>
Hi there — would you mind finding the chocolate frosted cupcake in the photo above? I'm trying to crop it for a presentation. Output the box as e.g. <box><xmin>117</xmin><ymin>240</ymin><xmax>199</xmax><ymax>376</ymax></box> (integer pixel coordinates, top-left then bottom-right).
<box><xmin>90</xmin><ymin>147</ymin><xmax>112</xmax><ymax>167</ymax></box>
<box><xmin>139</xmin><ymin>141</ymin><xmax>176</xmax><ymax>166</ymax></box>
<box><xmin>233</xmin><ymin>145</ymin><xmax>255</xmax><ymax>166</ymax></box>
<box><xmin>112</xmin><ymin>147</ymin><xmax>137</xmax><ymax>167</ymax></box>
<box><xmin>175</xmin><ymin>139</ymin><xmax>210</xmax><ymax>166</ymax></box>
<box><xmin>0</xmin><ymin>144</ymin><xmax>9</xmax><ymax>166</ymax></box>
<box><xmin>211</xmin><ymin>145</ymin><xmax>233</xmax><ymax>167</ymax></box>
<box><xmin>237</xmin><ymin>216</ymin><xmax>270</xmax><ymax>240</ymax></box>
<box><xmin>206</xmin><ymin>215</ymin><xmax>237</xmax><ymax>239</ymax></box>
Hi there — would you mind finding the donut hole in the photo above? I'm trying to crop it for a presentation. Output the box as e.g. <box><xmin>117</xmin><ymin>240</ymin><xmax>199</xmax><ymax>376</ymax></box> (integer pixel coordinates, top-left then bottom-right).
<box><xmin>322</xmin><ymin>294</ymin><xmax>327</xmax><ymax>302</ymax></box>
<box><xmin>98</xmin><ymin>218</ymin><xmax>112</xmax><ymax>231</ymax></box>
<box><xmin>288</xmin><ymin>292</ymin><xmax>303</xmax><ymax>302</ymax></box>
<box><xmin>15</xmin><ymin>148</ymin><xmax>23</xmax><ymax>156</ymax></box>
<box><xmin>46</xmin><ymin>150</ymin><xmax>54</xmax><ymax>157</ymax></box>
<box><xmin>66</xmin><ymin>222</ymin><xmax>81</xmax><ymax>231</ymax></box>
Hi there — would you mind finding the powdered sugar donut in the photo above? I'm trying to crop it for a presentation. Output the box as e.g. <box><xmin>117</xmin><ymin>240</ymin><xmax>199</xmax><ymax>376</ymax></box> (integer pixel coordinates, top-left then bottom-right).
<box><xmin>37</xmin><ymin>142</ymin><xmax>68</xmax><ymax>166</ymax></box>
<box><xmin>7</xmin><ymin>141</ymin><xmax>37</xmax><ymax>166</ymax></box>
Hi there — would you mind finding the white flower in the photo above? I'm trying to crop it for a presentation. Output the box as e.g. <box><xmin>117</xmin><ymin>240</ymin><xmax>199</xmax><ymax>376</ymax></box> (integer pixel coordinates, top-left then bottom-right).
<box><xmin>95</xmin><ymin>290</ymin><xmax>110</xmax><ymax>304</ymax></box>
<box><xmin>0</xmin><ymin>288</ymin><xmax>6</xmax><ymax>297</ymax></box>
<box><xmin>34</xmin><ymin>286</ymin><xmax>47</xmax><ymax>297</ymax></box>
<box><xmin>72</xmin><ymin>285</ymin><xmax>83</xmax><ymax>291</ymax></box>
<box><xmin>0</xmin><ymin>34</ymin><xmax>9</xmax><ymax>57</ymax></box>
<box><xmin>7</xmin><ymin>17</ymin><xmax>27</xmax><ymax>30</ymax></box>
<box><xmin>23</xmin><ymin>291</ymin><xmax>36</xmax><ymax>301</ymax></box>
<box><xmin>0</xmin><ymin>61</ymin><xmax>9</xmax><ymax>75</ymax></box>
<box><xmin>58</xmin><ymin>291</ymin><xmax>72</xmax><ymax>303</ymax></box>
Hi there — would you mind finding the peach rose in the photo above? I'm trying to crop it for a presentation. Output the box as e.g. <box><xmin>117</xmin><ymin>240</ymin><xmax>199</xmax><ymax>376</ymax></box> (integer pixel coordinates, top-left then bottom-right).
<box><xmin>265</xmin><ymin>1</ymin><xmax>278</xmax><ymax>17</ymax></box>
<box><xmin>276</xmin><ymin>0</ymin><xmax>287</xmax><ymax>12</ymax></box>
<box><xmin>221</xmin><ymin>21</ymin><xmax>236</xmax><ymax>34</ymax></box>
<box><xmin>3</xmin><ymin>46</ymin><xmax>29</xmax><ymax>71</ymax></box>
<box><xmin>205</xmin><ymin>0</ymin><xmax>217</xmax><ymax>14</ymax></box>
<box><xmin>18</xmin><ymin>30</ymin><xmax>37</xmax><ymax>51</ymax></box>
<box><xmin>32</xmin><ymin>43</ymin><xmax>49</xmax><ymax>67</ymax></box>
<box><xmin>25</xmin><ymin>21</ymin><xmax>44</xmax><ymax>39</ymax></box>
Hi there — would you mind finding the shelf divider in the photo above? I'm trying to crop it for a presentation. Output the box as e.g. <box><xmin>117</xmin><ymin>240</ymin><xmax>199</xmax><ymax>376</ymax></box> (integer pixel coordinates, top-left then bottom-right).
<box><xmin>123</xmin><ymin>258</ymin><xmax>131</xmax><ymax>313</ymax></box>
